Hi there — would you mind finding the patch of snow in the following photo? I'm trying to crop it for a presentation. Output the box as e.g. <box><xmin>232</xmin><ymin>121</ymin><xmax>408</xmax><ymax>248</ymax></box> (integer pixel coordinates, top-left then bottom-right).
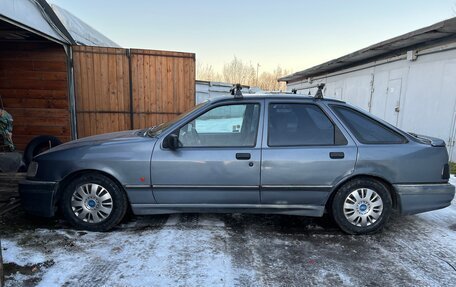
<box><xmin>197</xmin><ymin>214</ymin><xmax>225</xmax><ymax>227</ymax></box>
<box><xmin>315</xmin><ymin>269</ymin><xmax>354</xmax><ymax>286</ymax></box>
<box><xmin>164</xmin><ymin>214</ymin><xmax>180</xmax><ymax>226</ymax></box>
<box><xmin>1</xmin><ymin>239</ymin><xmax>46</xmax><ymax>266</ymax></box>
<box><xmin>449</xmin><ymin>174</ymin><xmax>456</xmax><ymax>186</ymax></box>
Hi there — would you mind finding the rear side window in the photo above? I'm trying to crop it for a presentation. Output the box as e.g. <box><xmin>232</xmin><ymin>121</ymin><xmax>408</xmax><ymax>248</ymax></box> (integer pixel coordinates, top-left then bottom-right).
<box><xmin>268</xmin><ymin>103</ymin><xmax>343</xmax><ymax>146</ymax></box>
<box><xmin>330</xmin><ymin>105</ymin><xmax>406</xmax><ymax>144</ymax></box>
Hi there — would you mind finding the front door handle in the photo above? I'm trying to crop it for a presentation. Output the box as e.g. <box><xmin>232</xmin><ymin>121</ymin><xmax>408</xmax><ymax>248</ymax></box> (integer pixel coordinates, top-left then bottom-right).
<box><xmin>236</xmin><ymin>153</ymin><xmax>251</xmax><ymax>160</ymax></box>
<box><xmin>329</xmin><ymin>152</ymin><xmax>345</xmax><ymax>159</ymax></box>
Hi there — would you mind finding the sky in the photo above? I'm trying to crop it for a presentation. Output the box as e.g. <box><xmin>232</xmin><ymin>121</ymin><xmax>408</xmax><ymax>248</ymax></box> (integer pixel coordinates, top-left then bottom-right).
<box><xmin>48</xmin><ymin>0</ymin><xmax>456</xmax><ymax>74</ymax></box>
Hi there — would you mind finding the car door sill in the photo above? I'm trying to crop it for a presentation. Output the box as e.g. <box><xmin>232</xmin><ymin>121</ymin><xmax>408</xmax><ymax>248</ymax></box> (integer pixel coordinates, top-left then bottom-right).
<box><xmin>131</xmin><ymin>203</ymin><xmax>325</xmax><ymax>217</ymax></box>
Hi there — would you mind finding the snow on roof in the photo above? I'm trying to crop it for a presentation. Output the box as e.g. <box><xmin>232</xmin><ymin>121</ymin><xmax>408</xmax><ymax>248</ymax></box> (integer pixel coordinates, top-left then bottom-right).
<box><xmin>51</xmin><ymin>4</ymin><xmax>120</xmax><ymax>47</ymax></box>
<box><xmin>0</xmin><ymin>0</ymin><xmax>120</xmax><ymax>47</ymax></box>
<box><xmin>0</xmin><ymin>0</ymin><xmax>68</xmax><ymax>43</ymax></box>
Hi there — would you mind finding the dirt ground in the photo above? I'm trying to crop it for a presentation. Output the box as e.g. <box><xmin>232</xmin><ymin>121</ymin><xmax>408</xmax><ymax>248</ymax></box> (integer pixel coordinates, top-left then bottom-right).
<box><xmin>1</xmin><ymin>195</ymin><xmax>455</xmax><ymax>287</ymax></box>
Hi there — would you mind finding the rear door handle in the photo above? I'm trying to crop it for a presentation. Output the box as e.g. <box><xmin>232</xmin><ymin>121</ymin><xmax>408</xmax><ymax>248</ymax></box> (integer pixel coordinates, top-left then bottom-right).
<box><xmin>236</xmin><ymin>153</ymin><xmax>251</xmax><ymax>160</ymax></box>
<box><xmin>329</xmin><ymin>152</ymin><xmax>345</xmax><ymax>159</ymax></box>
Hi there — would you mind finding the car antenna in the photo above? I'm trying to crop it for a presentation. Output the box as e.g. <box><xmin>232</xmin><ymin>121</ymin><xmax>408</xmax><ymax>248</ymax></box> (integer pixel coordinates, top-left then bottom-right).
<box><xmin>314</xmin><ymin>83</ymin><xmax>325</xmax><ymax>99</ymax></box>
<box><xmin>230</xmin><ymin>83</ymin><xmax>243</xmax><ymax>99</ymax></box>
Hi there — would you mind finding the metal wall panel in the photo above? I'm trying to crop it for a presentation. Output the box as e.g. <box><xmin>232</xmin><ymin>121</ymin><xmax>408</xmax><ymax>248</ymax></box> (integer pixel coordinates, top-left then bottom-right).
<box><xmin>287</xmin><ymin>47</ymin><xmax>456</xmax><ymax>160</ymax></box>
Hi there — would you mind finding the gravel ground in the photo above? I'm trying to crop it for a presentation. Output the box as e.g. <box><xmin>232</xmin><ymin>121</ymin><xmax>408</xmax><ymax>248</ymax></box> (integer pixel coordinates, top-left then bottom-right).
<box><xmin>1</xmin><ymin>183</ymin><xmax>455</xmax><ymax>286</ymax></box>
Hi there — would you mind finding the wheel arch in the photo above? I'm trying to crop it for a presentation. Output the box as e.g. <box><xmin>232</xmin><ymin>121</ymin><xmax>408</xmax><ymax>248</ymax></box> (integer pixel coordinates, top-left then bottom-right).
<box><xmin>326</xmin><ymin>174</ymin><xmax>398</xmax><ymax>211</ymax></box>
<box><xmin>54</xmin><ymin>169</ymin><xmax>129</xmax><ymax>208</ymax></box>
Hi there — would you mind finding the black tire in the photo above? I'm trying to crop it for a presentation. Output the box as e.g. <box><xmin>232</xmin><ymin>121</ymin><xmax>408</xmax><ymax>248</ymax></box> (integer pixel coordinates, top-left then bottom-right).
<box><xmin>331</xmin><ymin>178</ymin><xmax>392</xmax><ymax>235</ymax></box>
<box><xmin>60</xmin><ymin>173</ymin><xmax>128</xmax><ymax>232</ymax></box>
<box><xmin>23</xmin><ymin>135</ymin><xmax>62</xmax><ymax>166</ymax></box>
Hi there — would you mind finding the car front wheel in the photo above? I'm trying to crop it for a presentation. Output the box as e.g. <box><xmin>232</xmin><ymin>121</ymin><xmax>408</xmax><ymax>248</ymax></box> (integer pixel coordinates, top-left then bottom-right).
<box><xmin>331</xmin><ymin>178</ymin><xmax>392</xmax><ymax>235</ymax></box>
<box><xmin>61</xmin><ymin>173</ymin><xmax>128</xmax><ymax>232</ymax></box>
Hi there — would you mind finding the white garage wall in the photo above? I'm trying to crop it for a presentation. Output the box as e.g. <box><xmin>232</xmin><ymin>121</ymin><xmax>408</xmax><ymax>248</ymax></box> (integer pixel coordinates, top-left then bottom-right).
<box><xmin>196</xmin><ymin>81</ymin><xmax>234</xmax><ymax>104</ymax></box>
<box><xmin>287</xmin><ymin>46</ymin><xmax>456</xmax><ymax>161</ymax></box>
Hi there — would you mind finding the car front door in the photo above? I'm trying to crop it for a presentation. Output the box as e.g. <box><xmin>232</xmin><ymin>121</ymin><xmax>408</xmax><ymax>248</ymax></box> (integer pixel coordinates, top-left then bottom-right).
<box><xmin>151</xmin><ymin>100</ymin><xmax>263</xmax><ymax>204</ymax></box>
<box><xmin>260</xmin><ymin>100</ymin><xmax>357</xmax><ymax>210</ymax></box>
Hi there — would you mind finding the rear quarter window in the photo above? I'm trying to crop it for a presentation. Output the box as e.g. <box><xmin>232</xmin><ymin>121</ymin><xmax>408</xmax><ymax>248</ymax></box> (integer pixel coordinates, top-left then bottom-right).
<box><xmin>330</xmin><ymin>105</ymin><xmax>406</xmax><ymax>144</ymax></box>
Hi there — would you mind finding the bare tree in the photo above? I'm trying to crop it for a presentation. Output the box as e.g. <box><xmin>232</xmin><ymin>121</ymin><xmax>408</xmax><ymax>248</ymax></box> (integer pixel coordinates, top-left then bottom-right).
<box><xmin>257</xmin><ymin>66</ymin><xmax>290</xmax><ymax>91</ymax></box>
<box><xmin>222</xmin><ymin>56</ymin><xmax>256</xmax><ymax>85</ymax></box>
<box><xmin>196</xmin><ymin>62</ymin><xmax>221</xmax><ymax>81</ymax></box>
<box><xmin>197</xmin><ymin>57</ymin><xmax>292</xmax><ymax>91</ymax></box>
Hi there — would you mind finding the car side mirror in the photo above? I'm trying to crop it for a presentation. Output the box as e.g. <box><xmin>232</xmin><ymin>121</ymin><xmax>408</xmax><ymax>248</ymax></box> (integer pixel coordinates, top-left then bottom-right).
<box><xmin>163</xmin><ymin>134</ymin><xmax>179</xmax><ymax>150</ymax></box>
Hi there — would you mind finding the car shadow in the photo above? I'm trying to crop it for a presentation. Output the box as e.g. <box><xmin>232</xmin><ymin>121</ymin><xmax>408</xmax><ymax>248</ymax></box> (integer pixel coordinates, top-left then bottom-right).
<box><xmin>0</xmin><ymin>207</ymin><xmax>428</xmax><ymax>237</ymax></box>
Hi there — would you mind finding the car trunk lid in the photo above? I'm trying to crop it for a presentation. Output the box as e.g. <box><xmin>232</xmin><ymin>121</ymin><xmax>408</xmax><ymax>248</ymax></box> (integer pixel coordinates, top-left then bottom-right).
<box><xmin>408</xmin><ymin>133</ymin><xmax>446</xmax><ymax>147</ymax></box>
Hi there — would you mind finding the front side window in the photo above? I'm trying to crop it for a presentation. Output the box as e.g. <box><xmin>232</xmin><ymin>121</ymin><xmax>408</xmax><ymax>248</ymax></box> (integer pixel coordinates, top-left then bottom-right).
<box><xmin>178</xmin><ymin>103</ymin><xmax>260</xmax><ymax>147</ymax></box>
<box><xmin>330</xmin><ymin>105</ymin><xmax>406</xmax><ymax>144</ymax></box>
<box><xmin>146</xmin><ymin>102</ymin><xmax>207</xmax><ymax>137</ymax></box>
<box><xmin>268</xmin><ymin>103</ymin><xmax>337</xmax><ymax>146</ymax></box>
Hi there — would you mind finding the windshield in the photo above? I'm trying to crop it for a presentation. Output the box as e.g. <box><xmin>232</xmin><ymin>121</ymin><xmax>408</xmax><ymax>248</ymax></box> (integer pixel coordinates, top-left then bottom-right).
<box><xmin>145</xmin><ymin>102</ymin><xmax>208</xmax><ymax>137</ymax></box>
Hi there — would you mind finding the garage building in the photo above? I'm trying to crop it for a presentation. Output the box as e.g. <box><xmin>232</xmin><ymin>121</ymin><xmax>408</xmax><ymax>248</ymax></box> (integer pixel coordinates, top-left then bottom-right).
<box><xmin>0</xmin><ymin>0</ymin><xmax>195</xmax><ymax>150</ymax></box>
<box><xmin>280</xmin><ymin>17</ymin><xmax>456</xmax><ymax>160</ymax></box>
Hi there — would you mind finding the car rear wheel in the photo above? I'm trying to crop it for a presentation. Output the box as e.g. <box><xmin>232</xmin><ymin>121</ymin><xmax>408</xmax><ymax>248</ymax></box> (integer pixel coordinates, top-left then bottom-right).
<box><xmin>331</xmin><ymin>178</ymin><xmax>392</xmax><ymax>235</ymax></box>
<box><xmin>61</xmin><ymin>173</ymin><xmax>128</xmax><ymax>232</ymax></box>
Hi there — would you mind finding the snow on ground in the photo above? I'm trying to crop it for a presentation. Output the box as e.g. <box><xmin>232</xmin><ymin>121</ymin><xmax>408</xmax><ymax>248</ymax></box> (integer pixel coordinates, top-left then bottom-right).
<box><xmin>1</xmin><ymin>183</ymin><xmax>455</xmax><ymax>287</ymax></box>
<box><xmin>31</xmin><ymin>223</ymin><xmax>237</xmax><ymax>287</ymax></box>
<box><xmin>1</xmin><ymin>240</ymin><xmax>46</xmax><ymax>267</ymax></box>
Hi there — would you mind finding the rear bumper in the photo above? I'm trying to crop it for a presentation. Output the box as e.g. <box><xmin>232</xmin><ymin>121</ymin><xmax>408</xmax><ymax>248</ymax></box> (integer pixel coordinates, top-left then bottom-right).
<box><xmin>18</xmin><ymin>179</ymin><xmax>58</xmax><ymax>217</ymax></box>
<box><xmin>394</xmin><ymin>183</ymin><xmax>455</xmax><ymax>215</ymax></box>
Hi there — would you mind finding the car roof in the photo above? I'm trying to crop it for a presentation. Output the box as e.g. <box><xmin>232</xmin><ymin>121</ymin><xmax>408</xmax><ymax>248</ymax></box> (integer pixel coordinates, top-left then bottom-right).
<box><xmin>208</xmin><ymin>93</ymin><xmax>346</xmax><ymax>104</ymax></box>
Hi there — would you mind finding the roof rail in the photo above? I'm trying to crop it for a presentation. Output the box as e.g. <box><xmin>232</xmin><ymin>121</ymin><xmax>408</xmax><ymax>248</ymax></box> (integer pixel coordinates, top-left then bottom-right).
<box><xmin>314</xmin><ymin>83</ymin><xmax>325</xmax><ymax>99</ymax></box>
<box><xmin>230</xmin><ymin>83</ymin><xmax>243</xmax><ymax>99</ymax></box>
<box><xmin>263</xmin><ymin>90</ymin><xmax>300</xmax><ymax>95</ymax></box>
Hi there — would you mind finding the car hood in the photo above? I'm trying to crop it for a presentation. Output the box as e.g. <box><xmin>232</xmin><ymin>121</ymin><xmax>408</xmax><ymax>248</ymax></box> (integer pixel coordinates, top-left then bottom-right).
<box><xmin>38</xmin><ymin>130</ymin><xmax>152</xmax><ymax>155</ymax></box>
<box><xmin>32</xmin><ymin>130</ymin><xmax>159</xmax><ymax>181</ymax></box>
<box><xmin>73</xmin><ymin>130</ymin><xmax>143</xmax><ymax>143</ymax></box>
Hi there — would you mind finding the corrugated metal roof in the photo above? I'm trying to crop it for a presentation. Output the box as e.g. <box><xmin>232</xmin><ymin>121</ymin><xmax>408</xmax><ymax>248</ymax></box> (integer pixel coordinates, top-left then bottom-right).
<box><xmin>51</xmin><ymin>4</ymin><xmax>120</xmax><ymax>47</ymax></box>
<box><xmin>0</xmin><ymin>0</ymin><xmax>69</xmax><ymax>43</ymax></box>
<box><xmin>280</xmin><ymin>17</ymin><xmax>456</xmax><ymax>83</ymax></box>
<box><xmin>0</xmin><ymin>0</ymin><xmax>120</xmax><ymax>47</ymax></box>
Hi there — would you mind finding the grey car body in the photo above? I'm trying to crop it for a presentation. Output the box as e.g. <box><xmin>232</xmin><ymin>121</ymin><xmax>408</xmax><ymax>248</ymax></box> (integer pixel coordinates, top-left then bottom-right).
<box><xmin>19</xmin><ymin>94</ymin><xmax>455</xmax><ymax>232</ymax></box>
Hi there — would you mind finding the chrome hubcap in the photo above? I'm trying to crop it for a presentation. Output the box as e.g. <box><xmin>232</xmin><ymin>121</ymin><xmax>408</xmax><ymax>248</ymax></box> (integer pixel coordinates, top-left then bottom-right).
<box><xmin>343</xmin><ymin>188</ymin><xmax>383</xmax><ymax>227</ymax></box>
<box><xmin>71</xmin><ymin>183</ymin><xmax>113</xmax><ymax>223</ymax></box>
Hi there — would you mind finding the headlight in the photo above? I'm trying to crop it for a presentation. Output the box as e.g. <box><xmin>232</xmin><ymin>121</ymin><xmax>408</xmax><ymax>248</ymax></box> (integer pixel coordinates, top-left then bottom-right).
<box><xmin>27</xmin><ymin>161</ymin><xmax>38</xmax><ymax>177</ymax></box>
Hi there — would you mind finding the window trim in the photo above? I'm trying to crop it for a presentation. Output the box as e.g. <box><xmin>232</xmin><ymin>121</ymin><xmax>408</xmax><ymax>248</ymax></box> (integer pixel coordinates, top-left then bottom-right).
<box><xmin>266</xmin><ymin>102</ymin><xmax>347</xmax><ymax>147</ymax></box>
<box><xmin>329</xmin><ymin>104</ymin><xmax>408</xmax><ymax>145</ymax></box>
<box><xmin>166</xmin><ymin>102</ymin><xmax>262</xmax><ymax>149</ymax></box>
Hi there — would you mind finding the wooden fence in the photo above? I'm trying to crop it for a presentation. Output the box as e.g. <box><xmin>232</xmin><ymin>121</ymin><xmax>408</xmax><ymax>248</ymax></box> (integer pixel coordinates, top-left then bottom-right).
<box><xmin>72</xmin><ymin>46</ymin><xmax>195</xmax><ymax>137</ymax></box>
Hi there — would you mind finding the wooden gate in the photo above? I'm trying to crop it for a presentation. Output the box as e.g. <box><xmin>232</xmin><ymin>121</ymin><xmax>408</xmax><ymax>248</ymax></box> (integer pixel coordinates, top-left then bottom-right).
<box><xmin>72</xmin><ymin>46</ymin><xmax>195</xmax><ymax>138</ymax></box>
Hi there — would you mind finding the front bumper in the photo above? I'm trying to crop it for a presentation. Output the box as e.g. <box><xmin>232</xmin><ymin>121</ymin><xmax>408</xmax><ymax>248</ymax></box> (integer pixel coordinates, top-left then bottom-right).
<box><xmin>394</xmin><ymin>183</ymin><xmax>455</xmax><ymax>215</ymax></box>
<box><xmin>18</xmin><ymin>179</ymin><xmax>58</xmax><ymax>217</ymax></box>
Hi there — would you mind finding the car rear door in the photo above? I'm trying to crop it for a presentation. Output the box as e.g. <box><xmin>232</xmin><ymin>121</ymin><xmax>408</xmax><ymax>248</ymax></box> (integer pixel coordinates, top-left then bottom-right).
<box><xmin>151</xmin><ymin>100</ymin><xmax>264</xmax><ymax>204</ymax></box>
<box><xmin>260</xmin><ymin>99</ymin><xmax>357</xmax><ymax>207</ymax></box>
